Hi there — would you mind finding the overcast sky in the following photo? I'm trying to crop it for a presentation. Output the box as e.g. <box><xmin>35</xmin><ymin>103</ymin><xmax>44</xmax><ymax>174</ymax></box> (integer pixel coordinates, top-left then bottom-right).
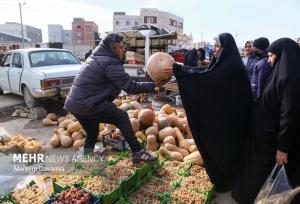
<box><xmin>1</xmin><ymin>0</ymin><xmax>299</xmax><ymax>47</ymax></box>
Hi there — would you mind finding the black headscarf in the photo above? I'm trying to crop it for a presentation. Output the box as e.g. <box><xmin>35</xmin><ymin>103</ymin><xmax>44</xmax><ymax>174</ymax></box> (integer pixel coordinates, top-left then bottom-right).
<box><xmin>232</xmin><ymin>38</ymin><xmax>300</xmax><ymax>204</ymax></box>
<box><xmin>173</xmin><ymin>33</ymin><xmax>253</xmax><ymax>191</ymax></box>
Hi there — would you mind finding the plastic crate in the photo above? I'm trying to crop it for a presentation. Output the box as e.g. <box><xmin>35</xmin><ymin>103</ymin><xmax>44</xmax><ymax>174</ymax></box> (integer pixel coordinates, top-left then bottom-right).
<box><xmin>121</xmin><ymin>171</ymin><xmax>140</xmax><ymax>197</ymax></box>
<box><xmin>81</xmin><ymin>178</ymin><xmax>123</xmax><ymax>204</ymax></box>
<box><xmin>48</xmin><ymin>184</ymin><xmax>101</xmax><ymax>204</ymax></box>
<box><xmin>103</xmin><ymin>135</ymin><xmax>128</xmax><ymax>151</ymax></box>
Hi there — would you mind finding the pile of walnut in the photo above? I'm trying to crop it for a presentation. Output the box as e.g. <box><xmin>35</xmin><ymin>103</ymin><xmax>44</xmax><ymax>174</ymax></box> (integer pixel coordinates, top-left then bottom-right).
<box><xmin>110</xmin><ymin>99</ymin><xmax>203</xmax><ymax>165</ymax></box>
<box><xmin>46</xmin><ymin>113</ymin><xmax>86</xmax><ymax>150</ymax></box>
<box><xmin>0</xmin><ymin>134</ymin><xmax>42</xmax><ymax>154</ymax></box>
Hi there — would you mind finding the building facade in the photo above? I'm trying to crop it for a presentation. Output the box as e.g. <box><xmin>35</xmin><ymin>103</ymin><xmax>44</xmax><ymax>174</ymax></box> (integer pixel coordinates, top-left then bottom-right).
<box><xmin>113</xmin><ymin>8</ymin><xmax>183</xmax><ymax>33</ymax></box>
<box><xmin>48</xmin><ymin>24</ymin><xmax>64</xmax><ymax>42</ymax></box>
<box><xmin>0</xmin><ymin>22</ymin><xmax>42</xmax><ymax>45</ymax></box>
<box><xmin>72</xmin><ymin>18</ymin><xmax>98</xmax><ymax>47</ymax></box>
<box><xmin>63</xmin><ymin>30</ymin><xmax>72</xmax><ymax>44</ymax></box>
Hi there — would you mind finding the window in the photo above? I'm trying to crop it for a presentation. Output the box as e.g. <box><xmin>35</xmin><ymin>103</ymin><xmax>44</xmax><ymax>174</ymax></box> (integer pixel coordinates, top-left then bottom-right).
<box><xmin>12</xmin><ymin>53</ymin><xmax>22</xmax><ymax>68</ymax></box>
<box><xmin>126</xmin><ymin>21</ymin><xmax>130</xmax><ymax>26</ymax></box>
<box><xmin>169</xmin><ymin>19</ymin><xmax>177</xmax><ymax>27</ymax></box>
<box><xmin>77</xmin><ymin>33</ymin><xmax>81</xmax><ymax>37</ymax></box>
<box><xmin>2</xmin><ymin>54</ymin><xmax>12</xmax><ymax>67</ymax></box>
<box><xmin>135</xmin><ymin>21</ymin><xmax>138</xmax><ymax>26</ymax></box>
<box><xmin>77</xmin><ymin>25</ymin><xmax>81</xmax><ymax>29</ymax></box>
<box><xmin>116</xmin><ymin>21</ymin><xmax>119</xmax><ymax>25</ymax></box>
<box><xmin>77</xmin><ymin>40</ymin><xmax>81</xmax><ymax>44</ymax></box>
<box><xmin>178</xmin><ymin>22</ymin><xmax>183</xmax><ymax>29</ymax></box>
<box><xmin>147</xmin><ymin>17</ymin><xmax>154</xmax><ymax>23</ymax></box>
<box><xmin>29</xmin><ymin>51</ymin><xmax>80</xmax><ymax>67</ymax></box>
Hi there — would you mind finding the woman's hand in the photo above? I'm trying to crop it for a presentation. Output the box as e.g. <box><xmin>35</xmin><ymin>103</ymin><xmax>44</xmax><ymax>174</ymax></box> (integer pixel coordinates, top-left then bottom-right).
<box><xmin>276</xmin><ymin>150</ymin><xmax>288</xmax><ymax>165</ymax></box>
<box><xmin>161</xmin><ymin>66</ymin><xmax>174</xmax><ymax>78</ymax></box>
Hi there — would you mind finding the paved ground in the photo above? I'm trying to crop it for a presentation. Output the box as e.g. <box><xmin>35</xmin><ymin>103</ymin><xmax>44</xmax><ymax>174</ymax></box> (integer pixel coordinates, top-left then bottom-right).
<box><xmin>0</xmin><ymin>93</ymin><xmax>24</xmax><ymax>109</ymax></box>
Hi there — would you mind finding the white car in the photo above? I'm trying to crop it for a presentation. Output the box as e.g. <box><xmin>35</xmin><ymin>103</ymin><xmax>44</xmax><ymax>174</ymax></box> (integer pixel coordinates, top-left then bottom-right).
<box><xmin>0</xmin><ymin>48</ymin><xmax>82</xmax><ymax>108</ymax></box>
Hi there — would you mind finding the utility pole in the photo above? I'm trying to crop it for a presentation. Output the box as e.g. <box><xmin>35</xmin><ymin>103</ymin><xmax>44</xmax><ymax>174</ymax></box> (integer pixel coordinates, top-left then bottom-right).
<box><xmin>19</xmin><ymin>2</ymin><xmax>25</xmax><ymax>48</ymax></box>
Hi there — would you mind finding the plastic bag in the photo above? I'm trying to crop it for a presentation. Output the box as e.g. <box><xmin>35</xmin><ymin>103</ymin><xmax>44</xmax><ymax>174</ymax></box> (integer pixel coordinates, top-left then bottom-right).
<box><xmin>255</xmin><ymin>164</ymin><xmax>300</xmax><ymax>204</ymax></box>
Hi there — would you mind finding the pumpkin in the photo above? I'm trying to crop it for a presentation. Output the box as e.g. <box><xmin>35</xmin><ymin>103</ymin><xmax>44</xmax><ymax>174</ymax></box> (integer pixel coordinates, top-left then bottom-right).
<box><xmin>42</xmin><ymin>118</ymin><xmax>58</xmax><ymax>126</ymax></box>
<box><xmin>73</xmin><ymin>138</ymin><xmax>86</xmax><ymax>150</ymax></box>
<box><xmin>174</xmin><ymin>127</ymin><xmax>190</xmax><ymax>151</ymax></box>
<box><xmin>183</xmin><ymin>151</ymin><xmax>203</xmax><ymax>166</ymax></box>
<box><xmin>119</xmin><ymin>102</ymin><xmax>132</xmax><ymax>111</ymax></box>
<box><xmin>159</xmin><ymin>146</ymin><xmax>183</xmax><ymax>162</ymax></box>
<box><xmin>113</xmin><ymin>99</ymin><xmax>122</xmax><ymax>106</ymax></box>
<box><xmin>146</xmin><ymin>134</ymin><xmax>159</xmax><ymax>151</ymax></box>
<box><xmin>46</xmin><ymin>113</ymin><xmax>57</xmax><ymax>121</ymax></box>
<box><xmin>147</xmin><ymin>52</ymin><xmax>174</xmax><ymax>83</ymax></box>
<box><xmin>58</xmin><ymin>117</ymin><xmax>67</xmax><ymax>123</ymax></box>
<box><xmin>165</xmin><ymin>143</ymin><xmax>189</xmax><ymax>157</ymax></box>
<box><xmin>67</xmin><ymin>121</ymin><xmax>81</xmax><ymax>133</ymax></box>
<box><xmin>132</xmin><ymin>109</ymin><xmax>140</xmax><ymax>119</ymax></box>
<box><xmin>163</xmin><ymin>136</ymin><xmax>176</xmax><ymax>145</ymax></box>
<box><xmin>158</xmin><ymin>127</ymin><xmax>176</xmax><ymax>141</ymax></box>
<box><xmin>135</xmin><ymin>131</ymin><xmax>146</xmax><ymax>141</ymax></box>
<box><xmin>160</xmin><ymin>104</ymin><xmax>174</xmax><ymax>114</ymax></box>
<box><xmin>50</xmin><ymin>132</ymin><xmax>60</xmax><ymax>147</ymax></box>
<box><xmin>145</xmin><ymin>126</ymin><xmax>158</xmax><ymax>136</ymax></box>
<box><xmin>130</xmin><ymin>101</ymin><xmax>142</xmax><ymax>110</ymax></box>
<box><xmin>189</xmin><ymin>145</ymin><xmax>198</xmax><ymax>153</ymax></box>
<box><xmin>71</xmin><ymin>131</ymin><xmax>84</xmax><ymax>142</ymax></box>
<box><xmin>59</xmin><ymin>119</ymin><xmax>73</xmax><ymax>129</ymax></box>
<box><xmin>138</xmin><ymin>109</ymin><xmax>155</xmax><ymax>128</ymax></box>
<box><xmin>130</xmin><ymin>118</ymin><xmax>140</xmax><ymax>132</ymax></box>
<box><xmin>157</xmin><ymin>116</ymin><xmax>171</xmax><ymax>130</ymax></box>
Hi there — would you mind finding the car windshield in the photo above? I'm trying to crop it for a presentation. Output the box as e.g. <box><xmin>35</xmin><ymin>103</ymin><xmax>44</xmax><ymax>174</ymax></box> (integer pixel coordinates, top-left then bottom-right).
<box><xmin>29</xmin><ymin>50</ymin><xmax>80</xmax><ymax>67</ymax></box>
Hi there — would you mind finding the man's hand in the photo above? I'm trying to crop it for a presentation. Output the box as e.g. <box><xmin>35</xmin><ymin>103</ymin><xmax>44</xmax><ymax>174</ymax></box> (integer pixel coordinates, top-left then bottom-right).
<box><xmin>276</xmin><ymin>150</ymin><xmax>288</xmax><ymax>165</ymax></box>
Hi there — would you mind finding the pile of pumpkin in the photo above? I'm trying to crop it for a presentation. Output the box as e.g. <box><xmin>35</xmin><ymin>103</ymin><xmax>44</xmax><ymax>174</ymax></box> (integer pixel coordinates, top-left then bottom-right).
<box><xmin>109</xmin><ymin>99</ymin><xmax>203</xmax><ymax>165</ymax></box>
<box><xmin>43</xmin><ymin>113</ymin><xmax>86</xmax><ymax>150</ymax></box>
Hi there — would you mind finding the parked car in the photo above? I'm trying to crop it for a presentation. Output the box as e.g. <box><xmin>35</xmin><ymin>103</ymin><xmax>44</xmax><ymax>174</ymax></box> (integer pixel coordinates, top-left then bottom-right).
<box><xmin>0</xmin><ymin>48</ymin><xmax>82</xmax><ymax>108</ymax></box>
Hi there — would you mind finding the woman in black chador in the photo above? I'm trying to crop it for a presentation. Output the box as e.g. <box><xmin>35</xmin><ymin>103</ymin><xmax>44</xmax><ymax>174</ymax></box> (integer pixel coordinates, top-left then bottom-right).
<box><xmin>232</xmin><ymin>38</ymin><xmax>300</xmax><ymax>204</ymax></box>
<box><xmin>173</xmin><ymin>33</ymin><xmax>253</xmax><ymax>193</ymax></box>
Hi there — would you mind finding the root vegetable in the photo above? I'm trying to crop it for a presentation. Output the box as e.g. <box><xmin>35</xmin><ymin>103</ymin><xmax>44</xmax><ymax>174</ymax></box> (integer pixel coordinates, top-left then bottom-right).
<box><xmin>157</xmin><ymin>116</ymin><xmax>171</xmax><ymax>130</ymax></box>
<box><xmin>183</xmin><ymin>151</ymin><xmax>203</xmax><ymax>166</ymax></box>
<box><xmin>42</xmin><ymin>118</ymin><xmax>58</xmax><ymax>126</ymax></box>
<box><xmin>165</xmin><ymin>143</ymin><xmax>189</xmax><ymax>157</ymax></box>
<box><xmin>174</xmin><ymin>127</ymin><xmax>190</xmax><ymax>151</ymax></box>
<box><xmin>159</xmin><ymin>146</ymin><xmax>183</xmax><ymax>162</ymax></box>
<box><xmin>163</xmin><ymin>136</ymin><xmax>176</xmax><ymax>145</ymax></box>
<box><xmin>46</xmin><ymin>113</ymin><xmax>57</xmax><ymax>121</ymax></box>
<box><xmin>146</xmin><ymin>134</ymin><xmax>159</xmax><ymax>151</ymax></box>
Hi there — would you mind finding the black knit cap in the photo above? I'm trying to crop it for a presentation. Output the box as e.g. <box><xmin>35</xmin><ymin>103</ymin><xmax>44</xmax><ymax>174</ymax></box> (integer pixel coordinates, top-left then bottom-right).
<box><xmin>253</xmin><ymin>37</ymin><xmax>270</xmax><ymax>51</ymax></box>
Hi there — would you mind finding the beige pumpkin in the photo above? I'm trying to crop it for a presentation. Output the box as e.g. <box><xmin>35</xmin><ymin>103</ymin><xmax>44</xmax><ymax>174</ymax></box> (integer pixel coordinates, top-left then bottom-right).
<box><xmin>147</xmin><ymin>52</ymin><xmax>174</xmax><ymax>83</ymax></box>
<box><xmin>130</xmin><ymin>118</ymin><xmax>140</xmax><ymax>133</ymax></box>
<box><xmin>138</xmin><ymin>109</ymin><xmax>155</xmax><ymax>128</ymax></box>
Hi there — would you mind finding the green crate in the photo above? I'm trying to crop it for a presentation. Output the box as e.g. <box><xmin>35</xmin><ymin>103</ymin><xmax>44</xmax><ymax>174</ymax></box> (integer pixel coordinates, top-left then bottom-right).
<box><xmin>203</xmin><ymin>186</ymin><xmax>215</xmax><ymax>204</ymax></box>
<box><xmin>81</xmin><ymin>178</ymin><xmax>123</xmax><ymax>204</ymax></box>
<box><xmin>0</xmin><ymin>194</ymin><xmax>15</xmax><ymax>204</ymax></box>
<box><xmin>121</xmin><ymin>172</ymin><xmax>140</xmax><ymax>197</ymax></box>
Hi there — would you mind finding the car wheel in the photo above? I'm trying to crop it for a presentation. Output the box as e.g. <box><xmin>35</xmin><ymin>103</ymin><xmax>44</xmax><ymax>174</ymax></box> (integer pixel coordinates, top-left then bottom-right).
<box><xmin>0</xmin><ymin>86</ymin><xmax>3</xmax><ymax>95</ymax></box>
<box><xmin>23</xmin><ymin>86</ymin><xmax>39</xmax><ymax>108</ymax></box>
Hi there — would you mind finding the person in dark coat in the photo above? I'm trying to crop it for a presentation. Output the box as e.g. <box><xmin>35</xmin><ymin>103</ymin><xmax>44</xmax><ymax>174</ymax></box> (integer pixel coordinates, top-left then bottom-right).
<box><xmin>183</xmin><ymin>48</ymin><xmax>203</xmax><ymax>67</ymax></box>
<box><xmin>242</xmin><ymin>40</ymin><xmax>259</xmax><ymax>80</ymax></box>
<box><xmin>173</xmin><ymin>33</ymin><xmax>253</xmax><ymax>193</ymax></box>
<box><xmin>84</xmin><ymin>49</ymin><xmax>93</xmax><ymax>60</ymax></box>
<box><xmin>64</xmin><ymin>33</ymin><xmax>163</xmax><ymax>163</ymax></box>
<box><xmin>232</xmin><ymin>38</ymin><xmax>300</xmax><ymax>204</ymax></box>
<box><xmin>251</xmin><ymin>37</ymin><xmax>273</xmax><ymax>98</ymax></box>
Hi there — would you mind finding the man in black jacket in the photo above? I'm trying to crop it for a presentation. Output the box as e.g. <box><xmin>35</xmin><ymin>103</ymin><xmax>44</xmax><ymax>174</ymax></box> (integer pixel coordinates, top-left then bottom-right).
<box><xmin>64</xmin><ymin>33</ymin><xmax>162</xmax><ymax>163</ymax></box>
